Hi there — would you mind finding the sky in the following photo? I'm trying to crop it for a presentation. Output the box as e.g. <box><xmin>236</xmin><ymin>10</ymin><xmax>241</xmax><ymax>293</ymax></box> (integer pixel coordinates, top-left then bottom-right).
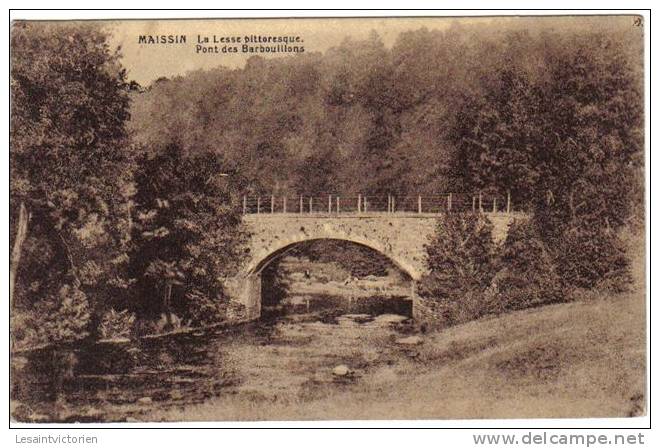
<box><xmin>102</xmin><ymin>16</ymin><xmax>639</xmax><ymax>86</ymax></box>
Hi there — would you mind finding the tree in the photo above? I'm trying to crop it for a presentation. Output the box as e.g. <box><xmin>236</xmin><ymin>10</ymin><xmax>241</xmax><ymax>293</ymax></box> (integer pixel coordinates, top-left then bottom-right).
<box><xmin>129</xmin><ymin>145</ymin><xmax>248</xmax><ymax>325</ymax></box>
<box><xmin>10</xmin><ymin>22</ymin><xmax>134</xmax><ymax>337</ymax></box>
<box><xmin>533</xmin><ymin>32</ymin><xmax>641</xmax><ymax>290</ymax></box>
<box><xmin>452</xmin><ymin>65</ymin><xmax>543</xmax><ymax>206</ymax></box>
<box><xmin>452</xmin><ymin>29</ymin><xmax>643</xmax><ymax>290</ymax></box>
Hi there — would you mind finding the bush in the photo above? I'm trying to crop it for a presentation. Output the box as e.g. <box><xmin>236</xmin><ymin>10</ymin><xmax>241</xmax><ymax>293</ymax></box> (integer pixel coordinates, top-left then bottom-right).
<box><xmin>184</xmin><ymin>290</ymin><xmax>225</xmax><ymax>326</ymax></box>
<box><xmin>44</xmin><ymin>284</ymin><xmax>92</xmax><ymax>343</ymax></box>
<box><xmin>98</xmin><ymin>309</ymin><xmax>136</xmax><ymax>340</ymax></box>
<box><xmin>532</xmin><ymin>195</ymin><xmax>634</xmax><ymax>294</ymax></box>
<box><xmin>10</xmin><ymin>311</ymin><xmax>42</xmax><ymax>350</ymax></box>
<box><xmin>554</xmin><ymin>226</ymin><xmax>632</xmax><ymax>293</ymax></box>
<box><xmin>418</xmin><ymin>213</ymin><xmax>497</xmax><ymax>326</ymax></box>
<box><xmin>418</xmin><ymin>286</ymin><xmax>496</xmax><ymax>327</ymax></box>
<box><xmin>491</xmin><ymin>219</ymin><xmax>565</xmax><ymax>312</ymax></box>
<box><xmin>12</xmin><ymin>284</ymin><xmax>93</xmax><ymax>349</ymax></box>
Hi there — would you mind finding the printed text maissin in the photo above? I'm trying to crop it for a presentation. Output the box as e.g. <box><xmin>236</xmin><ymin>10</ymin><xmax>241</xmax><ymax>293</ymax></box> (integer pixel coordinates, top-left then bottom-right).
<box><xmin>138</xmin><ymin>35</ymin><xmax>187</xmax><ymax>44</ymax></box>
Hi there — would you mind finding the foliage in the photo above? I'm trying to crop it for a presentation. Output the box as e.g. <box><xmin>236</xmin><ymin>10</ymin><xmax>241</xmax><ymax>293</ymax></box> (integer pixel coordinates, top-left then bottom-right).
<box><xmin>10</xmin><ymin>22</ymin><xmax>134</xmax><ymax>336</ymax></box>
<box><xmin>491</xmin><ymin>219</ymin><xmax>564</xmax><ymax>312</ymax></box>
<box><xmin>261</xmin><ymin>257</ymin><xmax>290</xmax><ymax>308</ymax></box>
<box><xmin>98</xmin><ymin>308</ymin><xmax>136</xmax><ymax>339</ymax></box>
<box><xmin>451</xmin><ymin>29</ymin><xmax>642</xmax><ymax>290</ymax></box>
<box><xmin>553</xmin><ymin>227</ymin><xmax>632</xmax><ymax>292</ymax></box>
<box><xmin>418</xmin><ymin>213</ymin><xmax>497</xmax><ymax>325</ymax></box>
<box><xmin>46</xmin><ymin>284</ymin><xmax>93</xmax><ymax>342</ymax></box>
<box><xmin>182</xmin><ymin>290</ymin><xmax>225</xmax><ymax>326</ymax></box>
<box><xmin>10</xmin><ymin>19</ymin><xmax>644</xmax><ymax>341</ymax></box>
<box><xmin>292</xmin><ymin>240</ymin><xmax>392</xmax><ymax>278</ymax></box>
<box><xmin>129</xmin><ymin>30</ymin><xmax>472</xmax><ymax>197</ymax></box>
<box><xmin>128</xmin><ymin>144</ymin><xmax>248</xmax><ymax>321</ymax></box>
<box><xmin>12</xmin><ymin>284</ymin><xmax>92</xmax><ymax>348</ymax></box>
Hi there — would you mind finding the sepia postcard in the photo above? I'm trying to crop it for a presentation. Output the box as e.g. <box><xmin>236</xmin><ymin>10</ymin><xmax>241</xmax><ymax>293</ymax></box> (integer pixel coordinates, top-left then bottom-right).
<box><xmin>9</xmin><ymin>14</ymin><xmax>647</xmax><ymax>425</ymax></box>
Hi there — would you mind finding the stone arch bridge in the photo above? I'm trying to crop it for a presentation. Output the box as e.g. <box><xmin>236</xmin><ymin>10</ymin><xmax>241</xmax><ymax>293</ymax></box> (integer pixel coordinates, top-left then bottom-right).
<box><xmin>225</xmin><ymin>204</ymin><xmax>519</xmax><ymax>321</ymax></box>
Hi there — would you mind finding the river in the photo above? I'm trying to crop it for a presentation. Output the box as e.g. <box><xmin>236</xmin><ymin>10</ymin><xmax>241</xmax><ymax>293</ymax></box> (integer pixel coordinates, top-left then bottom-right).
<box><xmin>11</xmin><ymin>295</ymin><xmax>418</xmax><ymax>423</ymax></box>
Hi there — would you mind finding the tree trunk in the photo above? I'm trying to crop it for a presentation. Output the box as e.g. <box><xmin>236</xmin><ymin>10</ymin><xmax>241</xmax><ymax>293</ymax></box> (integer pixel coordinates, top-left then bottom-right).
<box><xmin>164</xmin><ymin>282</ymin><xmax>173</xmax><ymax>328</ymax></box>
<box><xmin>9</xmin><ymin>202</ymin><xmax>29</xmax><ymax>309</ymax></box>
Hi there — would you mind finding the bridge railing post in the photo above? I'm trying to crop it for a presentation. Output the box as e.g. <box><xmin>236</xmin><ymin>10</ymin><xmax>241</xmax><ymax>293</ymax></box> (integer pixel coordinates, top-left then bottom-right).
<box><xmin>246</xmin><ymin>191</ymin><xmax>510</xmax><ymax>215</ymax></box>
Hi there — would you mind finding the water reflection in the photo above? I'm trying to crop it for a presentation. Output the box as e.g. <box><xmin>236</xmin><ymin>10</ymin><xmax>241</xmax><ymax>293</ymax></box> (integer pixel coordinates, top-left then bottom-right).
<box><xmin>11</xmin><ymin>294</ymin><xmax>412</xmax><ymax>423</ymax></box>
<box><xmin>263</xmin><ymin>294</ymin><xmax>412</xmax><ymax>318</ymax></box>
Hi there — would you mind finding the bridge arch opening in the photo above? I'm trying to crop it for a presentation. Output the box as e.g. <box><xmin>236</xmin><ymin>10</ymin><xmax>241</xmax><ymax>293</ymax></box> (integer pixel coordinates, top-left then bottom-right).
<box><xmin>250</xmin><ymin>238</ymin><xmax>416</xmax><ymax>279</ymax></box>
<box><xmin>252</xmin><ymin>238</ymin><xmax>415</xmax><ymax>319</ymax></box>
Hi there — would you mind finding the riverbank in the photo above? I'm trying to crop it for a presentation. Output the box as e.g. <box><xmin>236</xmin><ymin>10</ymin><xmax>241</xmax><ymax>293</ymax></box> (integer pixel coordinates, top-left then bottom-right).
<box><xmin>148</xmin><ymin>286</ymin><xmax>645</xmax><ymax>421</ymax></box>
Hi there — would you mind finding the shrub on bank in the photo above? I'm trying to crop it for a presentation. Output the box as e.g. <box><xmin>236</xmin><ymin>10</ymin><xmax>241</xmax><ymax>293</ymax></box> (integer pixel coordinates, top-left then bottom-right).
<box><xmin>555</xmin><ymin>226</ymin><xmax>632</xmax><ymax>293</ymax></box>
<box><xmin>185</xmin><ymin>290</ymin><xmax>226</xmax><ymax>326</ymax></box>
<box><xmin>417</xmin><ymin>211</ymin><xmax>637</xmax><ymax>331</ymax></box>
<box><xmin>11</xmin><ymin>284</ymin><xmax>92</xmax><ymax>349</ymax></box>
<box><xmin>98</xmin><ymin>309</ymin><xmax>136</xmax><ymax>340</ymax></box>
<box><xmin>44</xmin><ymin>284</ymin><xmax>93</xmax><ymax>343</ymax></box>
<box><xmin>418</xmin><ymin>215</ymin><xmax>570</xmax><ymax>327</ymax></box>
<box><xmin>490</xmin><ymin>219</ymin><xmax>565</xmax><ymax>313</ymax></box>
<box><xmin>418</xmin><ymin>213</ymin><xmax>498</xmax><ymax>326</ymax></box>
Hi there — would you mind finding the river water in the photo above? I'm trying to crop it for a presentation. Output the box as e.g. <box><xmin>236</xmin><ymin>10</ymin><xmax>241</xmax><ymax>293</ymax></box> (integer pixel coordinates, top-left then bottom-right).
<box><xmin>11</xmin><ymin>295</ymin><xmax>416</xmax><ymax>422</ymax></box>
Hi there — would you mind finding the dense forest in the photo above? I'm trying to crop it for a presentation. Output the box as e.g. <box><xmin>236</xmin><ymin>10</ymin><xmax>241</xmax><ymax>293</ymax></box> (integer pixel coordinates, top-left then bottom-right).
<box><xmin>10</xmin><ymin>18</ymin><xmax>644</xmax><ymax>345</ymax></box>
<box><xmin>130</xmin><ymin>19</ymin><xmax>643</xmax><ymax>203</ymax></box>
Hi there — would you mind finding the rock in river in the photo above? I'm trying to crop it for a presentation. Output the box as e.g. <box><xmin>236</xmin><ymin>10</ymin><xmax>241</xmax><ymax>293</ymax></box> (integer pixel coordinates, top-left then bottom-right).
<box><xmin>332</xmin><ymin>365</ymin><xmax>351</xmax><ymax>376</ymax></box>
<box><xmin>137</xmin><ymin>397</ymin><xmax>153</xmax><ymax>405</ymax></box>
<box><xmin>374</xmin><ymin>314</ymin><xmax>408</xmax><ymax>324</ymax></box>
<box><xmin>395</xmin><ymin>336</ymin><xmax>423</xmax><ymax>346</ymax></box>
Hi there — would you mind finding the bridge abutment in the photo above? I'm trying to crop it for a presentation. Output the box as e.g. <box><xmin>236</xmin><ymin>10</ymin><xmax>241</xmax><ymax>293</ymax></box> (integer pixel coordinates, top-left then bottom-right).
<box><xmin>224</xmin><ymin>274</ymin><xmax>262</xmax><ymax>321</ymax></box>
